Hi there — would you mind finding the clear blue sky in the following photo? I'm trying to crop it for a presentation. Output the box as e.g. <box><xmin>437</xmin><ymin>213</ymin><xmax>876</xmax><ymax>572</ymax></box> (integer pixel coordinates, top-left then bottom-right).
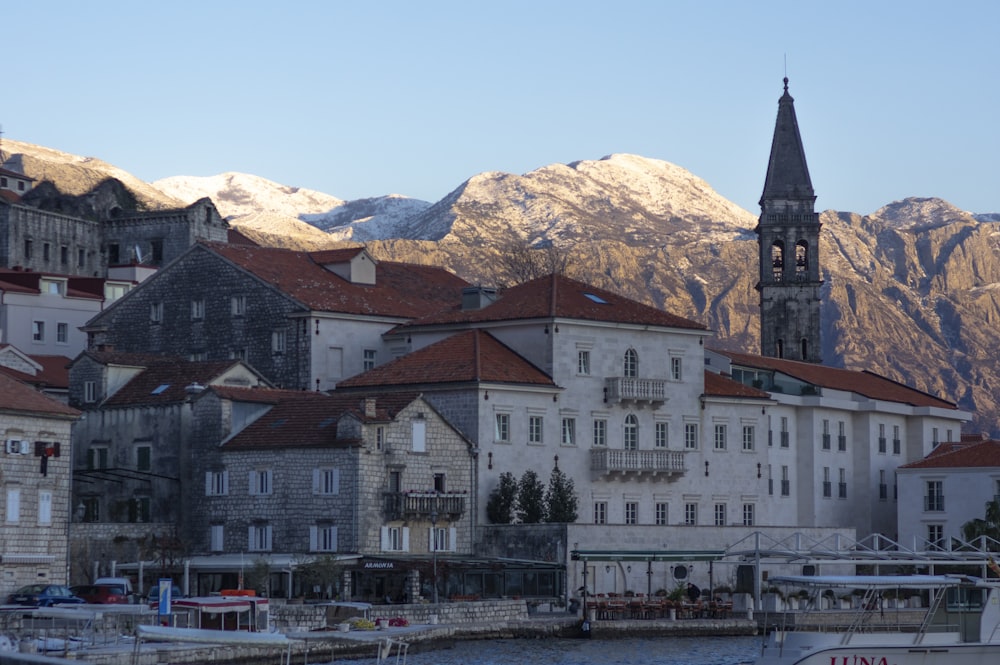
<box><xmin>5</xmin><ymin>1</ymin><xmax>998</xmax><ymax>215</ymax></box>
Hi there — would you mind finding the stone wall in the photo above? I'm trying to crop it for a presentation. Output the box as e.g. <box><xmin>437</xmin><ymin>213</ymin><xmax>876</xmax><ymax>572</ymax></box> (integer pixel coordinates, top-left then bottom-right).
<box><xmin>270</xmin><ymin>598</ymin><xmax>529</xmax><ymax>631</ymax></box>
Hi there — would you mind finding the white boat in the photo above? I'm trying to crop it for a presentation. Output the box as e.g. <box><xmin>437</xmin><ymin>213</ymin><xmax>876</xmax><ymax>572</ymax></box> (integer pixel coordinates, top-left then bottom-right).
<box><xmin>754</xmin><ymin>574</ymin><xmax>1000</xmax><ymax>665</ymax></box>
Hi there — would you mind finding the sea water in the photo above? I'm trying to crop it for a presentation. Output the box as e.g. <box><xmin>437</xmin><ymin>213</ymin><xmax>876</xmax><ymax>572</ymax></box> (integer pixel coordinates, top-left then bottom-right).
<box><xmin>331</xmin><ymin>635</ymin><xmax>760</xmax><ymax>665</ymax></box>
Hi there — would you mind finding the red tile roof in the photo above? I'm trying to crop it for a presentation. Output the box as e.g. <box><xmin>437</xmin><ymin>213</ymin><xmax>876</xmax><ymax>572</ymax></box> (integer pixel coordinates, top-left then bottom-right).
<box><xmin>227</xmin><ymin>228</ymin><xmax>259</xmax><ymax>246</ymax></box>
<box><xmin>337</xmin><ymin>330</ymin><xmax>556</xmax><ymax>389</ymax></box>
<box><xmin>0</xmin><ymin>354</ymin><xmax>71</xmax><ymax>390</ymax></box>
<box><xmin>0</xmin><ymin>270</ymin><xmax>107</xmax><ymax>300</ymax></box>
<box><xmin>717</xmin><ymin>350</ymin><xmax>958</xmax><ymax>409</ymax></box>
<box><xmin>703</xmin><ymin>371</ymin><xmax>771</xmax><ymax>399</ymax></box>
<box><xmin>900</xmin><ymin>440</ymin><xmax>1000</xmax><ymax>469</ymax></box>
<box><xmin>101</xmin><ymin>358</ymin><xmax>251</xmax><ymax>406</ymax></box>
<box><xmin>204</xmin><ymin>242</ymin><xmax>468</xmax><ymax>318</ymax></box>
<box><xmin>0</xmin><ymin>371</ymin><xmax>79</xmax><ymax>418</ymax></box>
<box><xmin>401</xmin><ymin>273</ymin><xmax>707</xmax><ymax>330</ymax></box>
<box><xmin>220</xmin><ymin>390</ymin><xmax>425</xmax><ymax>450</ymax></box>
<box><xmin>0</xmin><ymin>190</ymin><xmax>21</xmax><ymax>204</ymax></box>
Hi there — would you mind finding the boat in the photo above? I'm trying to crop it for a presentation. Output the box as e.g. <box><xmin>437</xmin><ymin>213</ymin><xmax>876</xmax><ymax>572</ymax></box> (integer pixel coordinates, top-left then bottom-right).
<box><xmin>754</xmin><ymin>574</ymin><xmax>1000</xmax><ymax>665</ymax></box>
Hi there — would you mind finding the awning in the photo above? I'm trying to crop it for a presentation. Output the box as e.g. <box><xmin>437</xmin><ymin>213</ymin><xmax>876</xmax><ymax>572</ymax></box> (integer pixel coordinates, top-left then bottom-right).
<box><xmin>570</xmin><ymin>549</ymin><xmax>726</xmax><ymax>563</ymax></box>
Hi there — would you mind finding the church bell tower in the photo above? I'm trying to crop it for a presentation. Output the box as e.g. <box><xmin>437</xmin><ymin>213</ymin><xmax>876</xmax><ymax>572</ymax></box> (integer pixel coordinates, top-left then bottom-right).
<box><xmin>756</xmin><ymin>77</ymin><xmax>823</xmax><ymax>363</ymax></box>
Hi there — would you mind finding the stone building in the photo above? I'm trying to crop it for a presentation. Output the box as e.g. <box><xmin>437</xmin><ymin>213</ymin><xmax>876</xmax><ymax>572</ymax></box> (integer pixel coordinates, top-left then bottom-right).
<box><xmin>756</xmin><ymin>77</ymin><xmax>823</xmax><ymax>363</ymax></box>
<box><xmin>67</xmin><ymin>351</ymin><xmax>269</xmax><ymax>587</ymax></box>
<box><xmin>0</xmin><ymin>370</ymin><xmax>79</xmax><ymax>598</ymax></box>
<box><xmin>82</xmin><ymin>243</ymin><xmax>469</xmax><ymax>390</ymax></box>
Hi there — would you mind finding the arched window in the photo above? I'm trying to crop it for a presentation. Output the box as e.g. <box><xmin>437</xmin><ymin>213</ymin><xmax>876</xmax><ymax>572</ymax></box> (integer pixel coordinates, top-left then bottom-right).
<box><xmin>624</xmin><ymin>349</ymin><xmax>638</xmax><ymax>378</ymax></box>
<box><xmin>795</xmin><ymin>241</ymin><xmax>808</xmax><ymax>277</ymax></box>
<box><xmin>771</xmin><ymin>242</ymin><xmax>784</xmax><ymax>282</ymax></box>
<box><xmin>624</xmin><ymin>414</ymin><xmax>638</xmax><ymax>450</ymax></box>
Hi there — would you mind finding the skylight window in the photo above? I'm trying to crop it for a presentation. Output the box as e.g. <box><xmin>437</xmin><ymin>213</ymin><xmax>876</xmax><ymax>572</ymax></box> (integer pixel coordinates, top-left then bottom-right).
<box><xmin>318</xmin><ymin>417</ymin><xmax>337</xmax><ymax>429</ymax></box>
<box><xmin>584</xmin><ymin>292</ymin><xmax>608</xmax><ymax>304</ymax></box>
<box><xmin>269</xmin><ymin>418</ymin><xmax>288</xmax><ymax>429</ymax></box>
<box><xmin>150</xmin><ymin>384</ymin><xmax>170</xmax><ymax>395</ymax></box>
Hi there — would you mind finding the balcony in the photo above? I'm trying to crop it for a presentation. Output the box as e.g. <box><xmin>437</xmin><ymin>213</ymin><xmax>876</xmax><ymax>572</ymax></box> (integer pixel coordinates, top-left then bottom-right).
<box><xmin>383</xmin><ymin>492</ymin><xmax>466</xmax><ymax>521</ymax></box>
<box><xmin>590</xmin><ymin>448</ymin><xmax>686</xmax><ymax>479</ymax></box>
<box><xmin>604</xmin><ymin>377</ymin><xmax>668</xmax><ymax>408</ymax></box>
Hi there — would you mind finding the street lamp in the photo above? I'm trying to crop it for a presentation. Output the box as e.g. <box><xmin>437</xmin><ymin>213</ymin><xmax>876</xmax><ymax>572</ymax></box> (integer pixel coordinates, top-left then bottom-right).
<box><xmin>430</xmin><ymin>509</ymin><xmax>439</xmax><ymax>605</ymax></box>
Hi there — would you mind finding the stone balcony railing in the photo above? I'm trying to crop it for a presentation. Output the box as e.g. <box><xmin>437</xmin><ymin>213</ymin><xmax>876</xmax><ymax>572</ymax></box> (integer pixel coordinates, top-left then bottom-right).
<box><xmin>590</xmin><ymin>448</ymin><xmax>686</xmax><ymax>478</ymax></box>
<box><xmin>383</xmin><ymin>492</ymin><xmax>466</xmax><ymax>521</ymax></box>
<box><xmin>603</xmin><ymin>377</ymin><xmax>668</xmax><ymax>407</ymax></box>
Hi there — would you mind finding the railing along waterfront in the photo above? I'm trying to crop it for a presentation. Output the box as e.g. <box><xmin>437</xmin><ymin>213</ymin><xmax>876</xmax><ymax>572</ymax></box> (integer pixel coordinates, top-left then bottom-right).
<box><xmin>591</xmin><ymin>448</ymin><xmax>686</xmax><ymax>477</ymax></box>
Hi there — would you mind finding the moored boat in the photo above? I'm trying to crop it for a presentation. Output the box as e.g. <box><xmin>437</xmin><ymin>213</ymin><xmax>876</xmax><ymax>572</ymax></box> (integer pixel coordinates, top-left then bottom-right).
<box><xmin>754</xmin><ymin>574</ymin><xmax>1000</xmax><ymax>665</ymax></box>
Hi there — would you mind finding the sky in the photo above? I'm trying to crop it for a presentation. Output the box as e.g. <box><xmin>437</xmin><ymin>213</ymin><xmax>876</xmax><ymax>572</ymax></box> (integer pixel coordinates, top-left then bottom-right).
<box><xmin>4</xmin><ymin>1</ymin><xmax>998</xmax><ymax>216</ymax></box>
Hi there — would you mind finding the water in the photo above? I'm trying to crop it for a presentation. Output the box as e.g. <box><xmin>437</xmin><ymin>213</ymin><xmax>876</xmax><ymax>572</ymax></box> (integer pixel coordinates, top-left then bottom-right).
<box><xmin>331</xmin><ymin>636</ymin><xmax>760</xmax><ymax>665</ymax></box>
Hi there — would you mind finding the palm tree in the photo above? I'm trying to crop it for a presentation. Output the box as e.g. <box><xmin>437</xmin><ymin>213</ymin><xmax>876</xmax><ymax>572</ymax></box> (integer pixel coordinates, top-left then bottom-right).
<box><xmin>961</xmin><ymin>498</ymin><xmax>1000</xmax><ymax>547</ymax></box>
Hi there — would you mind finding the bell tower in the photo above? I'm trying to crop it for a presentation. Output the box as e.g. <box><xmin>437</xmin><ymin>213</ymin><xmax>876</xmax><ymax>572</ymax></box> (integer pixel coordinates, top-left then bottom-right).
<box><xmin>756</xmin><ymin>77</ymin><xmax>823</xmax><ymax>363</ymax></box>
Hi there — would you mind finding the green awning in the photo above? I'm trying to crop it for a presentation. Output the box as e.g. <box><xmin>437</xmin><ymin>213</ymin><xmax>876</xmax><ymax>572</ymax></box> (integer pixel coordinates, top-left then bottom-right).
<box><xmin>570</xmin><ymin>550</ymin><xmax>726</xmax><ymax>563</ymax></box>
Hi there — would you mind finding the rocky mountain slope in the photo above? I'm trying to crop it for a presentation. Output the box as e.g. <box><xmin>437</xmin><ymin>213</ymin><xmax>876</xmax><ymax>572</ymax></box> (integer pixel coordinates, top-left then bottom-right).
<box><xmin>5</xmin><ymin>140</ymin><xmax>1000</xmax><ymax>435</ymax></box>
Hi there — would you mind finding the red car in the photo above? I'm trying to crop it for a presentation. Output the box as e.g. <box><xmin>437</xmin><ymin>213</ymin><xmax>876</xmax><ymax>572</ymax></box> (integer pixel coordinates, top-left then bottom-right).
<box><xmin>69</xmin><ymin>583</ymin><xmax>129</xmax><ymax>604</ymax></box>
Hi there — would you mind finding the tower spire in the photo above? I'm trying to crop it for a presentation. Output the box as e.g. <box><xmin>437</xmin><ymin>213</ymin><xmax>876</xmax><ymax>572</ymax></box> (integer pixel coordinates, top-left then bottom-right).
<box><xmin>755</xmin><ymin>78</ymin><xmax>823</xmax><ymax>363</ymax></box>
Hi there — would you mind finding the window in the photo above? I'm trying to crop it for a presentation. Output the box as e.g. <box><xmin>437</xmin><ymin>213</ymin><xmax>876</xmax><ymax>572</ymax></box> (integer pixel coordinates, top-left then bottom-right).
<box><xmin>231</xmin><ymin>295</ymin><xmax>247</xmax><ymax>316</ymax></box>
<box><xmin>376</xmin><ymin>426</ymin><xmax>385</xmax><ymax>451</ymax></box>
<box><xmin>41</xmin><ymin>279</ymin><xmax>63</xmax><ymax>295</ymax></box>
<box><xmin>78</xmin><ymin>248</ymin><xmax>86</xmax><ymax>267</ymax></box>
<box><xmin>249</xmin><ymin>469</ymin><xmax>273</xmax><ymax>496</ymax></box>
<box><xmin>272</xmin><ymin>330</ymin><xmax>286</xmax><ymax>353</ymax></box>
<box><xmin>60</xmin><ymin>246</ymin><xmax>68</xmax><ymax>265</ymax></box>
<box><xmin>593</xmin><ymin>501</ymin><xmax>607</xmax><ymax>525</ymax></box>
<box><xmin>412</xmin><ymin>419</ymin><xmax>426</xmax><ymax>452</ymax></box>
<box><xmin>768</xmin><ymin>464</ymin><xmax>774</xmax><ymax>496</ymax></box>
<box><xmin>592</xmin><ymin>419</ymin><xmax>607</xmax><ymax>447</ymax></box>
<box><xmin>82</xmin><ymin>497</ymin><xmax>100</xmax><ymax>522</ymax></box>
<box><xmin>529</xmin><ymin>416</ymin><xmax>543</xmax><ymax>445</ymax></box>
<box><xmin>838</xmin><ymin>421</ymin><xmax>847</xmax><ymax>451</ymax></box>
<box><xmin>248</xmin><ymin>525</ymin><xmax>273</xmax><ymax>552</ymax></box>
<box><xmin>625</xmin><ymin>502</ymin><xmax>638</xmax><ymax>525</ymax></box>
<box><xmin>84</xmin><ymin>381</ymin><xmax>97</xmax><ymax>403</ymax></box>
<box><xmin>822</xmin><ymin>419</ymin><xmax>831</xmax><ymax>450</ymax></box>
<box><xmin>742</xmin><ymin>425</ymin><xmax>755</xmax><ymax>451</ymax></box>
<box><xmin>714</xmin><ymin>503</ymin><xmax>727</xmax><ymax>526</ymax></box>
<box><xmin>838</xmin><ymin>468</ymin><xmax>847</xmax><ymax>498</ymax></box>
<box><xmin>43</xmin><ymin>243</ymin><xmax>50</xmax><ymax>261</ymax></box>
<box><xmin>670</xmin><ymin>356</ymin><xmax>683</xmax><ymax>381</ymax></box>
<box><xmin>189</xmin><ymin>351</ymin><xmax>207</xmax><ymax>361</ymax></box>
<box><xmin>38</xmin><ymin>491</ymin><xmax>52</xmax><ymax>525</ymax></box>
<box><xmin>781</xmin><ymin>465</ymin><xmax>790</xmax><ymax>496</ymax></box>
<box><xmin>878</xmin><ymin>424</ymin><xmax>887</xmax><ymax>453</ymax></box>
<box><xmin>311</xmin><ymin>525</ymin><xmax>338</xmax><ymax>552</ymax></box>
<box><xmin>363</xmin><ymin>349</ymin><xmax>377</xmax><ymax>371</ymax></box>
<box><xmin>655</xmin><ymin>502</ymin><xmax>668</xmax><ymax>525</ymax></box>
<box><xmin>879</xmin><ymin>470</ymin><xmax>888</xmax><ymax>500</ymax></box>
<box><xmin>150</xmin><ymin>302</ymin><xmax>163</xmax><ymax>323</ymax></box>
<box><xmin>205</xmin><ymin>471</ymin><xmax>229</xmax><ymax>496</ymax></box>
<box><xmin>32</xmin><ymin>321</ymin><xmax>45</xmax><ymax>342</ymax></box>
<box><xmin>128</xmin><ymin>497</ymin><xmax>151</xmax><ymax>523</ymax></box>
<box><xmin>742</xmin><ymin>503</ymin><xmax>755</xmax><ymax>526</ymax></box>
<box><xmin>623</xmin><ymin>414</ymin><xmax>638</xmax><ymax>450</ymax></box>
<box><xmin>87</xmin><ymin>446</ymin><xmax>109</xmax><ymax>470</ymax></box>
<box><xmin>714</xmin><ymin>424</ymin><xmax>727</xmax><ymax>450</ymax></box>
<box><xmin>434</xmin><ymin>473</ymin><xmax>446</xmax><ymax>492</ymax></box>
<box><xmin>684</xmin><ymin>503</ymin><xmax>697</xmax><ymax>525</ymax></box>
<box><xmin>893</xmin><ymin>425</ymin><xmax>901</xmax><ymax>454</ymax></box>
<box><xmin>925</xmin><ymin>480</ymin><xmax>944</xmax><ymax>511</ymax></box>
<box><xmin>655</xmin><ymin>422</ymin><xmax>668</xmax><ymax>449</ymax></box>
<box><xmin>108</xmin><ymin>243</ymin><xmax>119</xmax><ymax>264</ymax></box>
<box><xmin>191</xmin><ymin>299</ymin><xmax>205</xmax><ymax>320</ymax></box>
<box><xmin>210</xmin><ymin>525</ymin><xmax>224</xmax><ymax>552</ymax></box>
<box><xmin>561</xmin><ymin>418</ymin><xmax>576</xmax><ymax>446</ymax></box>
<box><xmin>56</xmin><ymin>322</ymin><xmax>68</xmax><ymax>344</ymax></box>
<box><xmin>495</xmin><ymin>413</ymin><xmax>510</xmax><ymax>442</ymax></box>
<box><xmin>6</xmin><ymin>489</ymin><xmax>20</xmax><ymax>522</ymax></box>
<box><xmin>136</xmin><ymin>445</ymin><xmax>151</xmax><ymax>471</ymax></box>
<box><xmin>623</xmin><ymin>349</ymin><xmax>638</xmax><ymax>378</ymax></box>
<box><xmin>780</xmin><ymin>417</ymin><xmax>789</xmax><ymax>447</ymax></box>
<box><xmin>932</xmin><ymin>427</ymin><xmax>939</xmax><ymax>446</ymax></box>
<box><xmin>822</xmin><ymin>467</ymin><xmax>832</xmax><ymax>498</ymax></box>
<box><xmin>24</xmin><ymin>238</ymin><xmax>32</xmax><ymax>259</ymax></box>
<box><xmin>313</xmin><ymin>468</ymin><xmax>340</xmax><ymax>495</ymax></box>
<box><xmin>684</xmin><ymin>423</ymin><xmax>698</xmax><ymax>450</ymax></box>
<box><xmin>927</xmin><ymin>524</ymin><xmax>944</xmax><ymax>549</ymax></box>
<box><xmin>151</xmin><ymin>239</ymin><xmax>164</xmax><ymax>263</ymax></box>
<box><xmin>383</xmin><ymin>526</ymin><xmax>408</xmax><ymax>552</ymax></box>
<box><xmin>577</xmin><ymin>350</ymin><xmax>590</xmax><ymax>375</ymax></box>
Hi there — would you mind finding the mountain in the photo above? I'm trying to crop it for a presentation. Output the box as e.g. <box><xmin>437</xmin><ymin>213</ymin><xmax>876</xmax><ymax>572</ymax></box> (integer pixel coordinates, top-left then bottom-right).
<box><xmin>4</xmin><ymin>140</ymin><xmax>1000</xmax><ymax>436</ymax></box>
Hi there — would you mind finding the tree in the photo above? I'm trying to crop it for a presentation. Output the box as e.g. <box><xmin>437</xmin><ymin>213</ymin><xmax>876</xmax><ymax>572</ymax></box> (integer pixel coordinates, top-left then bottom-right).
<box><xmin>517</xmin><ymin>470</ymin><xmax>546</xmax><ymax>524</ymax></box>
<box><xmin>544</xmin><ymin>465</ymin><xmax>579</xmax><ymax>523</ymax></box>
<box><xmin>489</xmin><ymin>237</ymin><xmax>574</xmax><ymax>287</ymax></box>
<box><xmin>486</xmin><ymin>472</ymin><xmax>518</xmax><ymax>524</ymax></box>
<box><xmin>962</xmin><ymin>498</ymin><xmax>1000</xmax><ymax>546</ymax></box>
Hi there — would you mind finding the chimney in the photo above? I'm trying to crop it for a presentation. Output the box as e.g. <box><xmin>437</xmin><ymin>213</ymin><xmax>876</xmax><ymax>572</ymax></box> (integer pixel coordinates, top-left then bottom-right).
<box><xmin>363</xmin><ymin>397</ymin><xmax>377</xmax><ymax>418</ymax></box>
<box><xmin>462</xmin><ymin>286</ymin><xmax>498</xmax><ymax>310</ymax></box>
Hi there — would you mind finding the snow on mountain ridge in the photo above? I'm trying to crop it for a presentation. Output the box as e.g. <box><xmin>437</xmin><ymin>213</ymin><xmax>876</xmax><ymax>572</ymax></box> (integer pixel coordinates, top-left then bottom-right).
<box><xmin>153</xmin><ymin>172</ymin><xmax>344</xmax><ymax>220</ymax></box>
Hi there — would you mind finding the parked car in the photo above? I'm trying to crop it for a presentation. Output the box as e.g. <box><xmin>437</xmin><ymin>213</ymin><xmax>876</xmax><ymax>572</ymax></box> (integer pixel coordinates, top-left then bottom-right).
<box><xmin>6</xmin><ymin>584</ymin><xmax>85</xmax><ymax>607</ymax></box>
<box><xmin>146</xmin><ymin>584</ymin><xmax>184</xmax><ymax>606</ymax></box>
<box><xmin>70</xmin><ymin>584</ymin><xmax>129</xmax><ymax>604</ymax></box>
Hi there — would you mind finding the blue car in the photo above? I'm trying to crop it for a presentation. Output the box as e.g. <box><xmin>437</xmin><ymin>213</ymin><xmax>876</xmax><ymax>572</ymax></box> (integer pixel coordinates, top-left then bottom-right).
<box><xmin>6</xmin><ymin>584</ymin><xmax>85</xmax><ymax>607</ymax></box>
